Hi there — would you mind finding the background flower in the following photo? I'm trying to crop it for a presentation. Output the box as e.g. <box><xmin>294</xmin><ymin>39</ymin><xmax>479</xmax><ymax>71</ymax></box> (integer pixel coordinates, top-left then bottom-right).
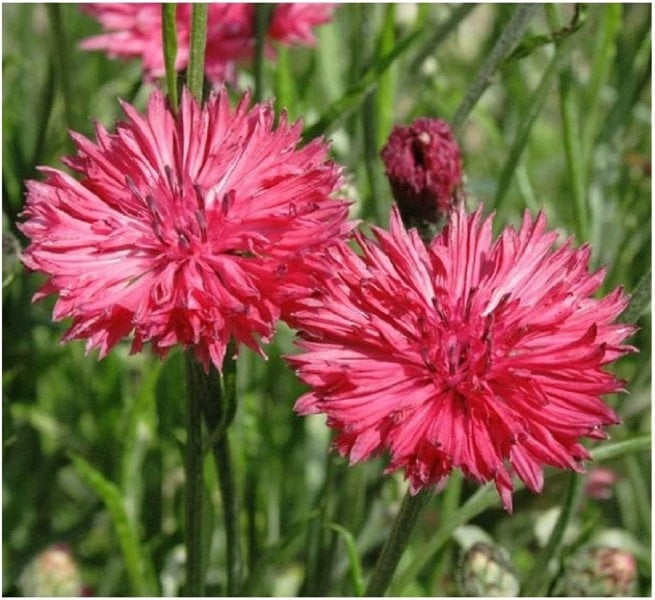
<box><xmin>80</xmin><ymin>3</ymin><xmax>335</xmax><ymax>85</ymax></box>
<box><xmin>20</xmin><ymin>87</ymin><xmax>352</xmax><ymax>371</ymax></box>
<box><xmin>288</xmin><ymin>207</ymin><xmax>635</xmax><ymax>512</ymax></box>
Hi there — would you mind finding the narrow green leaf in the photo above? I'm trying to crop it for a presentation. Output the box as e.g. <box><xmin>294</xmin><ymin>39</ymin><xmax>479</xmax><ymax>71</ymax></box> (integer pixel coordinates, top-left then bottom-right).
<box><xmin>620</xmin><ymin>267</ymin><xmax>651</xmax><ymax>324</ymax></box>
<box><xmin>303</xmin><ymin>27</ymin><xmax>426</xmax><ymax>141</ymax></box>
<box><xmin>581</xmin><ymin>4</ymin><xmax>622</xmax><ymax>161</ymax></box>
<box><xmin>70</xmin><ymin>453</ymin><xmax>157</xmax><ymax>596</ymax></box>
<box><xmin>494</xmin><ymin>39</ymin><xmax>575</xmax><ymax>210</ymax></box>
<box><xmin>559</xmin><ymin>67</ymin><xmax>589</xmax><ymax>240</ymax></box>
<box><xmin>452</xmin><ymin>4</ymin><xmax>540</xmax><ymax>133</ymax></box>
<box><xmin>47</xmin><ymin>4</ymin><xmax>75</xmax><ymax>131</ymax></box>
<box><xmin>120</xmin><ymin>361</ymin><xmax>161</xmax><ymax>528</ymax></box>
<box><xmin>374</xmin><ymin>4</ymin><xmax>397</xmax><ymax>149</ymax></box>
<box><xmin>624</xmin><ymin>454</ymin><xmax>651</xmax><ymax>537</ymax></box>
<box><xmin>504</xmin><ymin>3</ymin><xmax>588</xmax><ymax>63</ymax></box>
<box><xmin>325</xmin><ymin>523</ymin><xmax>365</xmax><ymax>596</ymax></box>
<box><xmin>590</xmin><ymin>435</ymin><xmax>651</xmax><ymax>462</ymax></box>
<box><xmin>31</xmin><ymin>55</ymin><xmax>56</xmax><ymax>168</ymax></box>
<box><xmin>409</xmin><ymin>4</ymin><xmax>477</xmax><ymax>72</ymax></box>
<box><xmin>273</xmin><ymin>46</ymin><xmax>296</xmax><ymax>117</ymax></box>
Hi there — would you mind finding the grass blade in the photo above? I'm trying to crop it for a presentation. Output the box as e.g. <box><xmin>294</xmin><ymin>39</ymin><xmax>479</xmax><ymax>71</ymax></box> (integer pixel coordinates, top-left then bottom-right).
<box><xmin>326</xmin><ymin>523</ymin><xmax>365</xmax><ymax>596</ymax></box>
<box><xmin>303</xmin><ymin>27</ymin><xmax>426</xmax><ymax>141</ymax></box>
<box><xmin>452</xmin><ymin>4</ymin><xmax>540</xmax><ymax>133</ymax></box>
<box><xmin>70</xmin><ymin>453</ymin><xmax>158</xmax><ymax>596</ymax></box>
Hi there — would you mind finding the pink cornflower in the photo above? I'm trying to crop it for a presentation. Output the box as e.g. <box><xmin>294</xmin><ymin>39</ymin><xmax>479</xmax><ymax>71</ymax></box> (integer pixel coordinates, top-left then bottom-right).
<box><xmin>20</xmin><ymin>88</ymin><xmax>351</xmax><ymax>371</ymax></box>
<box><xmin>287</xmin><ymin>207</ymin><xmax>635</xmax><ymax>512</ymax></box>
<box><xmin>381</xmin><ymin>118</ymin><xmax>462</xmax><ymax>225</ymax></box>
<box><xmin>80</xmin><ymin>3</ymin><xmax>335</xmax><ymax>85</ymax></box>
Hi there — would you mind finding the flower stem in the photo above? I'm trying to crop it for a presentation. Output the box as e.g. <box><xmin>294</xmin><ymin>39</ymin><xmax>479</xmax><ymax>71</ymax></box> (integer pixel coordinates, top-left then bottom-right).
<box><xmin>253</xmin><ymin>4</ymin><xmax>276</xmax><ymax>103</ymax></box>
<box><xmin>200</xmin><ymin>348</ymin><xmax>242</xmax><ymax>596</ymax></box>
<box><xmin>184</xmin><ymin>354</ymin><xmax>206</xmax><ymax>596</ymax></box>
<box><xmin>364</xmin><ymin>488</ymin><xmax>431</xmax><ymax>597</ymax></box>
<box><xmin>452</xmin><ymin>4</ymin><xmax>540</xmax><ymax>133</ymax></box>
<box><xmin>161</xmin><ymin>4</ymin><xmax>179</xmax><ymax>109</ymax></box>
<box><xmin>188</xmin><ymin>3</ymin><xmax>208</xmax><ymax>102</ymax></box>
<box><xmin>522</xmin><ymin>472</ymin><xmax>584</xmax><ymax>596</ymax></box>
<box><xmin>46</xmin><ymin>4</ymin><xmax>75</xmax><ymax>131</ymax></box>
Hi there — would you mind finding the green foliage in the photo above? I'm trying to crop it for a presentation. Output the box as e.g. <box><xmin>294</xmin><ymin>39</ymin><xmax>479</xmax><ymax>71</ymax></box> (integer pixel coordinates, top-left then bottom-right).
<box><xmin>3</xmin><ymin>3</ymin><xmax>650</xmax><ymax>596</ymax></box>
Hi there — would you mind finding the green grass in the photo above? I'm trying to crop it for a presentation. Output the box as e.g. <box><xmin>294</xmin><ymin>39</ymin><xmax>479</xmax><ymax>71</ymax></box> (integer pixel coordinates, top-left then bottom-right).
<box><xmin>3</xmin><ymin>3</ymin><xmax>650</xmax><ymax>596</ymax></box>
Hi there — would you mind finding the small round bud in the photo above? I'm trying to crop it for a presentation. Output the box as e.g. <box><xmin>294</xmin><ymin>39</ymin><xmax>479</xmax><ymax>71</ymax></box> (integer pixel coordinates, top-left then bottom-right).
<box><xmin>381</xmin><ymin>118</ymin><xmax>462</xmax><ymax>227</ymax></box>
<box><xmin>457</xmin><ymin>542</ymin><xmax>520</xmax><ymax>597</ymax></box>
<box><xmin>563</xmin><ymin>545</ymin><xmax>638</xmax><ymax>597</ymax></box>
<box><xmin>18</xmin><ymin>544</ymin><xmax>84</xmax><ymax>597</ymax></box>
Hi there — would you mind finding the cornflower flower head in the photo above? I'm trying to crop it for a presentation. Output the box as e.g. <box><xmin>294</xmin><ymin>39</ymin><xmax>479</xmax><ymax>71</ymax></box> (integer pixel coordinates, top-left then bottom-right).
<box><xmin>80</xmin><ymin>3</ymin><xmax>335</xmax><ymax>85</ymax></box>
<box><xmin>381</xmin><ymin>117</ymin><xmax>462</xmax><ymax>226</ymax></box>
<box><xmin>20</xmin><ymin>87</ymin><xmax>352</xmax><ymax>371</ymax></box>
<box><xmin>287</xmin><ymin>207</ymin><xmax>635</xmax><ymax>512</ymax></box>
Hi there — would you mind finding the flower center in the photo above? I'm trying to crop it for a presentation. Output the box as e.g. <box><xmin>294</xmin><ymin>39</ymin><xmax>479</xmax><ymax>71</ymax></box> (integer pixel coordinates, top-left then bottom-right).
<box><xmin>422</xmin><ymin>309</ymin><xmax>495</xmax><ymax>395</ymax></box>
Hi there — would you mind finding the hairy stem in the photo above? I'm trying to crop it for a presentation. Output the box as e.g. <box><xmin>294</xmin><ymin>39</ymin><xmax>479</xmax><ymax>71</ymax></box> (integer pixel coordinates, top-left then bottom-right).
<box><xmin>364</xmin><ymin>489</ymin><xmax>431</xmax><ymax>596</ymax></box>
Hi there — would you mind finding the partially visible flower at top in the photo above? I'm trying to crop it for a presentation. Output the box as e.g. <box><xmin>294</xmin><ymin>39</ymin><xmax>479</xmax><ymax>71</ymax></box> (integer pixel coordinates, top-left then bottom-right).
<box><xmin>584</xmin><ymin>467</ymin><xmax>620</xmax><ymax>500</ymax></box>
<box><xmin>80</xmin><ymin>3</ymin><xmax>335</xmax><ymax>85</ymax></box>
<box><xmin>20</xmin><ymin>87</ymin><xmax>352</xmax><ymax>371</ymax></box>
<box><xmin>381</xmin><ymin>117</ymin><xmax>462</xmax><ymax>227</ymax></box>
<box><xmin>286</xmin><ymin>207</ymin><xmax>635</xmax><ymax>512</ymax></box>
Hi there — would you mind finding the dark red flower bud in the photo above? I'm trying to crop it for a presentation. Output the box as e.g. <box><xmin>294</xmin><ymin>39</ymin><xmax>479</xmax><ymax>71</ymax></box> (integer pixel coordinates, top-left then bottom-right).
<box><xmin>381</xmin><ymin>118</ymin><xmax>462</xmax><ymax>225</ymax></box>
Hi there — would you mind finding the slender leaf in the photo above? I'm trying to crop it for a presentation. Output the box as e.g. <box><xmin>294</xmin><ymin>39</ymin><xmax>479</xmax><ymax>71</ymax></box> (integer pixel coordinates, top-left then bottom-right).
<box><xmin>69</xmin><ymin>453</ymin><xmax>158</xmax><ymax>596</ymax></box>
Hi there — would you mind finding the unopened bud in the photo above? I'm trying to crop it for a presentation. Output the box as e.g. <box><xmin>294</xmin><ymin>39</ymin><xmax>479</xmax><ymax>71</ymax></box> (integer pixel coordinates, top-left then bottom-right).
<box><xmin>563</xmin><ymin>545</ymin><xmax>637</xmax><ymax>597</ymax></box>
<box><xmin>381</xmin><ymin>118</ymin><xmax>462</xmax><ymax>228</ymax></box>
<box><xmin>457</xmin><ymin>542</ymin><xmax>520</xmax><ymax>597</ymax></box>
<box><xmin>584</xmin><ymin>467</ymin><xmax>619</xmax><ymax>500</ymax></box>
<box><xmin>18</xmin><ymin>544</ymin><xmax>84</xmax><ymax>597</ymax></box>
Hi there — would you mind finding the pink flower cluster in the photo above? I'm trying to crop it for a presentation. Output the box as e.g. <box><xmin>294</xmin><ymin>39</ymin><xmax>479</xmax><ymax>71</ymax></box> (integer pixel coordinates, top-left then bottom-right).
<box><xmin>20</xmin><ymin>9</ymin><xmax>636</xmax><ymax>510</ymax></box>
<box><xmin>80</xmin><ymin>3</ymin><xmax>334</xmax><ymax>85</ymax></box>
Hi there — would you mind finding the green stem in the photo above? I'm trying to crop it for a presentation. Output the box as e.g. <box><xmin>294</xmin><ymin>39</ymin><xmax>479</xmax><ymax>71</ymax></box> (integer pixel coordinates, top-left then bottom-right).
<box><xmin>452</xmin><ymin>4</ymin><xmax>540</xmax><ymax>133</ymax></box>
<box><xmin>391</xmin><ymin>483</ymin><xmax>498</xmax><ymax>594</ymax></box>
<box><xmin>431</xmin><ymin>472</ymin><xmax>463</xmax><ymax>593</ymax></box>
<box><xmin>522</xmin><ymin>472</ymin><xmax>584</xmax><ymax>596</ymax></box>
<box><xmin>200</xmin><ymin>349</ymin><xmax>242</xmax><ymax>596</ymax></box>
<box><xmin>254</xmin><ymin>4</ymin><xmax>276</xmax><ymax>103</ymax></box>
<box><xmin>187</xmin><ymin>4</ymin><xmax>209</xmax><ymax>102</ymax></box>
<box><xmin>162</xmin><ymin>4</ymin><xmax>179</xmax><ymax>109</ymax></box>
<box><xmin>46</xmin><ymin>4</ymin><xmax>75</xmax><ymax>131</ymax></box>
<box><xmin>184</xmin><ymin>354</ymin><xmax>206</xmax><ymax>596</ymax></box>
<box><xmin>364</xmin><ymin>489</ymin><xmax>431</xmax><ymax>597</ymax></box>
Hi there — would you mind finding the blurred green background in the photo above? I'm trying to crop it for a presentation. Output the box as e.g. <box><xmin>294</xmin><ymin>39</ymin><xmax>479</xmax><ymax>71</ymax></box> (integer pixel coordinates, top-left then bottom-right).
<box><xmin>3</xmin><ymin>3</ymin><xmax>651</xmax><ymax>596</ymax></box>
